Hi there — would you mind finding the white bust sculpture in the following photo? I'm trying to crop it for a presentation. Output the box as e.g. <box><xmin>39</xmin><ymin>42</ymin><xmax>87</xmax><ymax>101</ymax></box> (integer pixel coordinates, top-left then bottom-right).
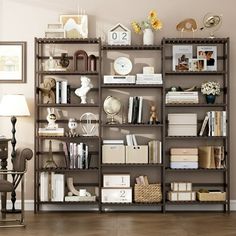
<box><xmin>75</xmin><ymin>76</ymin><xmax>93</xmax><ymax>104</ymax></box>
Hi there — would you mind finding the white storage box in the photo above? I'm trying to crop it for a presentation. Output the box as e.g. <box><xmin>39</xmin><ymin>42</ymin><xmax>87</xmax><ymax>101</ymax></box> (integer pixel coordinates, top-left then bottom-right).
<box><xmin>168</xmin><ymin>113</ymin><xmax>197</xmax><ymax>136</ymax></box>
<box><xmin>102</xmin><ymin>145</ymin><xmax>125</xmax><ymax>163</ymax></box>
<box><xmin>170</xmin><ymin>148</ymin><xmax>198</xmax><ymax>155</ymax></box>
<box><xmin>170</xmin><ymin>162</ymin><xmax>198</xmax><ymax>169</ymax></box>
<box><xmin>168</xmin><ymin>191</ymin><xmax>196</xmax><ymax>201</ymax></box>
<box><xmin>126</xmin><ymin>146</ymin><xmax>148</xmax><ymax>163</ymax></box>
<box><xmin>104</xmin><ymin>75</ymin><xmax>135</xmax><ymax>84</ymax></box>
<box><xmin>170</xmin><ymin>155</ymin><xmax>198</xmax><ymax>162</ymax></box>
<box><xmin>103</xmin><ymin>174</ymin><xmax>130</xmax><ymax>188</ymax></box>
<box><xmin>171</xmin><ymin>182</ymin><xmax>192</xmax><ymax>191</ymax></box>
<box><xmin>101</xmin><ymin>188</ymin><xmax>132</xmax><ymax>203</ymax></box>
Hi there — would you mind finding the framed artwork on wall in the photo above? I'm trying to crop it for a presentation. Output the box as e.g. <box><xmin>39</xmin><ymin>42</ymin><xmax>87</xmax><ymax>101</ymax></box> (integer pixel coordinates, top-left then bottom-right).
<box><xmin>0</xmin><ymin>42</ymin><xmax>27</xmax><ymax>83</ymax></box>
<box><xmin>60</xmin><ymin>15</ymin><xmax>88</xmax><ymax>38</ymax></box>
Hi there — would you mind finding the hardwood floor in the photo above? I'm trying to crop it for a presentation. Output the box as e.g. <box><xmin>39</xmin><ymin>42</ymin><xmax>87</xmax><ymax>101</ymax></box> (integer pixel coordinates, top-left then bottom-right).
<box><xmin>1</xmin><ymin>212</ymin><xmax>236</xmax><ymax>236</ymax></box>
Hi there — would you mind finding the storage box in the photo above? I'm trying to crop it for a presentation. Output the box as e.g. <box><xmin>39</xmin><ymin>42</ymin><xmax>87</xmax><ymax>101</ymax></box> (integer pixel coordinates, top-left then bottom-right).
<box><xmin>171</xmin><ymin>182</ymin><xmax>192</xmax><ymax>191</ymax></box>
<box><xmin>101</xmin><ymin>188</ymin><xmax>132</xmax><ymax>203</ymax></box>
<box><xmin>103</xmin><ymin>174</ymin><xmax>130</xmax><ymax>188</ymax></box>
<box><xmin>102</xmin><ymin>145</ymin><xmax>125</xmax><ymax>163</ymax></box>
<box><xmin>170</xmin><ymin>162</ymin><xmax>198</xmax><ymax>169</ymax></box>
<box><xmin>170</xmin><ymin>148</ymin><xmax>198</xmax><ymax>155</ymax></box>
<box><xmin>134</xmin><ymin>184</ymin><xmax>162</xmax><ymax>203</ymax></box>
<box><xmin>126</xmin><ymin>146</ymin><xmax>148</xmax><ymax>163</ymax></box>
<box><xmin>168</xmin><ymin>114</ymin><xmax>197</xmax><ymax>136</ymax></box>
<box><xmin>168</xmin><ymin>191</ymin><xmax>196</xmax><ymax>201</ymax></box>
<box><xmin>197</xmin><ymin>192</ymin><xmax>226</xmax><ymax>201</ymax></box>
<box><xmin>170</xmin><ymin>155</ymin><xmax>198</xmax><ymax>162</ymax></box>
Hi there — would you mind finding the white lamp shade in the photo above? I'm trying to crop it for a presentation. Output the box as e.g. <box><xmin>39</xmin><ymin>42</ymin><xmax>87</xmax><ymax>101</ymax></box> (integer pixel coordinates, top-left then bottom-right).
<box><xmin>0</xmin><ymin>94</ymin><xmax>30</xmax><ymax>117</ymax></box>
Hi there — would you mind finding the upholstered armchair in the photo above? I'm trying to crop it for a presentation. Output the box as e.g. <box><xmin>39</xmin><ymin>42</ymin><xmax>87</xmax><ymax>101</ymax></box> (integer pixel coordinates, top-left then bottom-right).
<box><xmin>0</xmin><ymin>148</ymin><xmax>33</xmax><ymax>227</ymax></box>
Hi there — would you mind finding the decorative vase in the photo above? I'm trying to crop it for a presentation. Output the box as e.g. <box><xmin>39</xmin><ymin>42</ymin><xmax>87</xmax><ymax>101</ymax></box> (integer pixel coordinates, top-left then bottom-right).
<box><xmin>143</xmin><ymin>28</ymin><xmax>154</xmax><ymax>45</ymax></box>
<box><xmin>59</xmin><ymin>53</ymin><xmax>70</xmax><ymax>68</ymax></box>
<box><xmin>206</xmin><ymin>94</ymin><xmax>216</xmax><ymax>104</ymax></box>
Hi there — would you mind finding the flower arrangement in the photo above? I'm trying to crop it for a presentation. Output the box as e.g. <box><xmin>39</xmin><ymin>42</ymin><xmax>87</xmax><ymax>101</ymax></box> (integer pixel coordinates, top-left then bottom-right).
<box><xmin>131</xmin><ymin>10</ymin><xmax>163</xmax><ymax>33</ymax></box>
<box><xmin>201</xmin><ymin>81</ymin><xmax>221</xmax><ymax>96</ymax></box>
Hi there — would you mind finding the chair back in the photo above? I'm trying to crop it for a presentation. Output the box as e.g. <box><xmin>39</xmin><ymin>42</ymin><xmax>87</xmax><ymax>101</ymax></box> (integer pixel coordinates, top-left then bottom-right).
<box><xmin>13</xmin><ymin>148</ymin><xmax>33</xmax><ymax>172</ymax></box>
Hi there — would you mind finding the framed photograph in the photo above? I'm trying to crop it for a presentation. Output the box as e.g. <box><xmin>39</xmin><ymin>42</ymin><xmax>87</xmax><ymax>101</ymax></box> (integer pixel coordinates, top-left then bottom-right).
<box><xmin>172</xmin><ymin>45</ymin><xmax>193</xmax><ymax>71</ymax></box>
<box><xmin>189</xmin><ymin>59</ymin><xmax>207</xmax><ymax>71</ymax></box>
<box><xmin>197</xmin><ymin>46</ymin><xmax>217</xmax><ymax>71</ymax></box>
<box><xmin>60</xmin><ymin>15</ymin><xmax>88</xmax><ymax>38</ymax></box>
<box><xmin>0</xmin><ymin>42</ymin><xmax>26</xmax><ymax>83</ymax></box>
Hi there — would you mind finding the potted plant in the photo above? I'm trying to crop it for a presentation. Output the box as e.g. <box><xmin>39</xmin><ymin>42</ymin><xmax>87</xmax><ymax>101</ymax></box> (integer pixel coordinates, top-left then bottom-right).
<box><xmin>201</xmin><ymin>81</ymin><xmax>221</xmax><ymax>104</ymax></box>
<box><xmin>131</xmin><ymin>10</ymin><xmax>162</xmax><ymax>45</ymax></box>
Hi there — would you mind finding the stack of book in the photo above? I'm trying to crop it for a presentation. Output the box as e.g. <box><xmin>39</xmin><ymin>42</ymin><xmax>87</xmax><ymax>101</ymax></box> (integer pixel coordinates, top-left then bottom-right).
<box><xmin>40</xmin><ymin>172</ymin><xmax>64</xmax><ymax>202</ymax></box>
<box><xmin>65</xmin><ymin>143</ymin><xmax>90</xmax><ymax>169</ymax></box>
<box><xmin>148</xmin><ymin>140</ymin><xmax>162</xmax><ymax>164</ymax></box>
<box><xmin>56</xmin><ymin>80</ymin><xmax>71</xmax><ymax>104</ymax></box>
<box><xmin>136</xmin><ymin>74</ymin><xmax>163</xmax><ymax>85</ymax></box>
<box><xmin>199</xmin><ymin>111</ymin><xmax>226</xmax><ymax>136</ymax></box>
<box><xmin>128</xmin><ymin>96</ymin><xmax>143</xmax><ymax>124</ymax></box>
<box><xmin>198</xmin><ymin>146</ymin><xmax>225</xmax><ymax>169</ymax></box>
<box><xmin>170</xmin><ymin>148</ymin><xmax>198</xmax><ymax>169</ymax></box>
<box><xmin>38</xmin><ymin>127</ymin><xmax>64</xmax><ymax>137</ymax></box>
<box><xmin>165</xmin><ymin>91</ymin><xmax>199</xmax><ymax>104</ymax></box>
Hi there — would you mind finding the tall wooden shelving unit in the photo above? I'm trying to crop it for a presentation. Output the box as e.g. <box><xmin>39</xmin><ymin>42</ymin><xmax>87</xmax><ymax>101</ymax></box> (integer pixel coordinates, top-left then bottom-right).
<box><xmin>162</xmin><ymin>38</ymin><xmax>230</xmax><ymax>212</ymax></box>
<box><xmin>34</xmin><ymin>38</ymin><xmax>102</xmax><ymax>212</ymax></box>
<box><xmin>34</xmin><ymin>37</ymin><xmax>230</xmax><ymax>213</ymax></box>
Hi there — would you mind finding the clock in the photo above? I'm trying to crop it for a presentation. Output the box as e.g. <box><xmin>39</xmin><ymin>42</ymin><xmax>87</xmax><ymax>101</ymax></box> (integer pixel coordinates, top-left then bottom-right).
<box><xmin>114</xmin><ymin>57</ymin><xmax>132</xmax><ymax>75</ymax></box>
<box><xmin>108</xmin><ymin>23</ymin><xmax>131</xmax><ymax>45</ymax></box>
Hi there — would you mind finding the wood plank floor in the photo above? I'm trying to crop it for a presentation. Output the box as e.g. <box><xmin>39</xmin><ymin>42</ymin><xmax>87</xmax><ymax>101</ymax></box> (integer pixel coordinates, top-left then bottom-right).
<box><xmin>1</xmin><ymin>212</ymin><xmax>236</xmax><ymax>236</ymax></box>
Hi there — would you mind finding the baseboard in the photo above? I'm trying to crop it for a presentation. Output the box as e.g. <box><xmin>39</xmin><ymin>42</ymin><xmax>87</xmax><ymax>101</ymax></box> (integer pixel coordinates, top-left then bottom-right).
<box><xmin>2</xmin><ymin>200</ymin><xmax>236</xmax><ymax>211</ymax></box>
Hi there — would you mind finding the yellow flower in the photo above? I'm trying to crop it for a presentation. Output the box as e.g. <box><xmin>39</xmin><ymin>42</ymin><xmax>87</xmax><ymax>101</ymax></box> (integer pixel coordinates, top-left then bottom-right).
<box><xmin>151</xmin><ymin>18</ymin><xmax>163</xmax><ymax>31</ymax></box>
<box><xmin>149</xmin><ymin>10</ymin><xmax>157</xmax><ymax>20</ymax></box>
<box><xmin>131</xmin><ymin>21</ymin><xmax>142</xmax><ymax>34</ymax></box>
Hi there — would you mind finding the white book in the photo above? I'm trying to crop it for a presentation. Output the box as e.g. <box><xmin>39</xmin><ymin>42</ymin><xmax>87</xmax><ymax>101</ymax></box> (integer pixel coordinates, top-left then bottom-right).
<box><xmin>126</xmin><ymin>134</ymin><xmax>133</xmax><ymax>146</ymax></box>
<box><xmin>69</xmin><ymin>143</ymin><xmax>74</xmax><ymax>169</ymax></box>
<box><xmin>73</xmin><ymin>143</ymin><xmax>77</xmax><ymax>168</ymax></box>
<box><xmin>56</xmin><ymin>81</ymin><xmax>61</xmax><ymax>104</ymax></box>
<box><xmin>158</xmin><ymin>141</ymin><xmax>162</xmax><ymax>164</ymax></box>
<box><xmin>197</xmin><ymin>46</ymin><xmax>217</xmax><ymax>71</ymax></box>
<box><xmin>128</xmin><ymin>97</ymin><xmax>133</xmax><ymax>123</ymax></box>
<box><xmin>222</xmin><ymin>111</ymin><xmax>227</xmax><ymax>136</ymax></box>
<box><xmin>199</xmin><ymin>114</ymin><xmax>209</xmax><ymax>136</ymax></box>
<box><xmin>172</xmin><ymin>45</ymin><xmax>193</xmax><ymax>71</ymax></box>
<box><xmin>132</xmin><ymin>134</ymin><xmax>138</xmax><ymax>146</ymax></box>
<box><xmin>207</xmin><ymin>112</ymin><xmax>212</xmax><ymax>136</ymax></box>
<box><xmin>137</xmin><ymin>96</ymin><xmax>143</xmax><ymax>123</ymax></box>
<box><xmin>52</xmin><ymin>174</ymin><xmax>64</xmax><ymax>202</ymax></box>
<box><xmin>103</xmin><ymin>140</ymin><xmax>124</xmax><ymax>145</ymax></box>
<box><xmin>77</xmin><ymin>143</ymin><xmax>82</xmax><ymax>169</ymax></box>
<box><xmin>78</xmin><ymin>143</ymin><xmax>84</xmax><ymax>168</ymax></box>
<box><xmin>85</xmin><ymin>145</ymin><xmax>89</xmax><ymax>169</ymax></box>
<box><xmin>61</xmin><ymin>80</ymin><xmax>68</xmax><ymax>104</ymax></box>
<box><xmin>40</xmin><ymin>172</ymin><xmax>49</xmax><ymax>201</ymax></box>
<box><xmin>211</xmin><ymin>111</ymin><xmax>215</xmax><ymax>136</ymax></box>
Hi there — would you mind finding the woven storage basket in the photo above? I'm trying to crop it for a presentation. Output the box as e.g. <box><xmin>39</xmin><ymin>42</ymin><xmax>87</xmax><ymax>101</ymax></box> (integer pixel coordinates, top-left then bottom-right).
<box><xmin>197</xmin><ymin>192</ymin><xmax>226</xmax><ymax>201</ymax></box>
<box><xmin>134</xmin><ymin>184</ymin><xmax>162</xmax><ymax>203</ymax></box>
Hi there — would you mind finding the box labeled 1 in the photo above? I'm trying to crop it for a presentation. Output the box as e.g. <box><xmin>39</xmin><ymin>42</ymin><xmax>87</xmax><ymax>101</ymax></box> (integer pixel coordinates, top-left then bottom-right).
<box><xmin>103</xmin><ymin>174</ymin><xmax>130</xmax><ymax>188</ymax></box>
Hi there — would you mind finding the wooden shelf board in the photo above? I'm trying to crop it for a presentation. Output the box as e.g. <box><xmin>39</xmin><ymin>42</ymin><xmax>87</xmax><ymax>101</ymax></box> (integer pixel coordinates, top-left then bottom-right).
<box><xmin>102</xmin><ymin>163</ymin><xmax>163</xmax><ymax>167</ymax></box>
<box><xmin>101</xmin><ymin>202</ymin><xmax>163</xmax><ymax>206</ymax></box>
<box><xmin>37</xmin><ymin>103</ymin><xmax>99</xmax><ymax>107</ymax></box>
<box><xmin>102</xmin><ymin>44</ymin><xmax>162</xmax><ymax>50</ymax></box>
<box><xmin>37</xmin><ymin>71</ymin><xmax>99</xmax><ymax>75</ymax></box>
<box><xmin>165</xmin><ymin>71</ymin><xmax>226</xmax><ymax>75</ymax></box>
<box><xmin>38</xmin><ymin>167</ymin><xmax>98</xmax><ymax>172</ymax></box>
<box><xmin>163</xmin><ymin>38</ymin><xmax>229</xmax><ymax>44</ymax></box>
<box><xmin>38</xmin><ymin>201</ymin><xmax>99</xmax><ymax>205</ymax></box>
<box><xmin>165</xmin><ymin>103</ymin><xmax>226</xmax><ymax>107</ymax></box>
<box><xmin>36</xmin><ymin>136</ymin><xmax>99</xmax><ymax>141</ymax></box>
<box><xmin>36</xmin><ymin>38</ymin><xmax>100</xmax><ymax>44</ymax></box>
<box><xmin>101</xmin><ymin>84</ymin><xmax>163</xmax><ymax>88</ymax></box>
<box><xmin>166</xmin><ymin>136</ymin><xmax>226</xmax><ymax>140</ymax></box>
<box><xmin>166</xmin><ymin>200</ymin><xmax>227</xmax><ymax>205</ymax></box>
<box><xmin>165</xmin><ymin>168</ymin><xmax>226</xmax><ymax>172</ymax></box>
<box><xmin>101</xmin><ymin>123</ymin><xmax>163</xmax><ymax>128</ymax></box>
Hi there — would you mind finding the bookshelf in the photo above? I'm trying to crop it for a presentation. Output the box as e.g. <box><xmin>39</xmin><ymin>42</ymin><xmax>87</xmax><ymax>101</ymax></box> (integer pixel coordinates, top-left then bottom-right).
<box><xmin>34</xmin><ymin>38</ymin><xmax>102</xmax><ymax>212</ymax></box>
<box><xmin>162</xmin><ymin>38</ymin><xmax>230</xmax><ymax>212</ymax></box>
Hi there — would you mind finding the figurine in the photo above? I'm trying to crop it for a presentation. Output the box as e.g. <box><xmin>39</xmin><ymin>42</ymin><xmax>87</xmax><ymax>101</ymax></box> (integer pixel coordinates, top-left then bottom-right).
<box><xmin>46</xmin><ymin>108</ymin><xmax>58</xmax><ymax>129</ymax></box>
<box><xmin>75</xmin><ymin>76</ymin><xmax>93</xmax><ymax>104</ymax></box>
<box><xmin>149</xmin><ymin>105</ymin><xmax>159</xmax><ymax>124</ymax></box>
<box><xmin>67</xmin><ymin>118</ymin><xmax>79</xmax><ymax>137</ymax></box>
<box><xmin>39</xmin><ymin>78</ymin><xmax>56</xmax><ymax>104</ymax></box>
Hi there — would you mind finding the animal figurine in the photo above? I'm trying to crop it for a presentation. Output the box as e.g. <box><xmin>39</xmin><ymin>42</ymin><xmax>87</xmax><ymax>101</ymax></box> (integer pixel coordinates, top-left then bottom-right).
<box><xmin>46</xmin><ymin>108</ymin><xmax>58</xmax><ymax>129</ymax></box>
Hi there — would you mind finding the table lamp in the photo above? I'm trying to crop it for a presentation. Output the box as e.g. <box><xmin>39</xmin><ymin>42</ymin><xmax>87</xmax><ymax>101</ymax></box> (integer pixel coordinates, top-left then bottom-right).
<box><xmin>0</xmin><ymin>94</ymin><xmax>30</xmax><ymax>212</ymax></box>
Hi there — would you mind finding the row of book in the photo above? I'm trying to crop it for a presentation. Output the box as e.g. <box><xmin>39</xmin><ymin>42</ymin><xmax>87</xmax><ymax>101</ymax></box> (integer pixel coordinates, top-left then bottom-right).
<box><xmin>64</xmin><ymin>142</ymin><xmax>90</xmax><ymax>169</ymax></box>
<box><xmin>40</xmin><ymin>172</ymin><xmax>64</xmax><ymax>202</ymax></box>
<box><xmin>199</xmin><ymin>111</ymin><xmax>226</xmax><ymax>136</ymax></box>
<box><xmin>128</xmin><ymin>96</ymin><xmax>143</xmax><ymax>124</ymax></box>
<box><xmin>166</xmin><ymin>91</ymin><xmax>199</xmax><ymax>104</ymax></box>
<box><xmin>56</xmin><ymin>80</ymin><xmax>71</xmax><ymax>104</ymax></box>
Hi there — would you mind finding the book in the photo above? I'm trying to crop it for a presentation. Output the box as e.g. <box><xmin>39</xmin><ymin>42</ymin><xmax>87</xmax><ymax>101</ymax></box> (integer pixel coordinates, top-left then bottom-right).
<box><xmin>61</xmin><ymin>80</ymin><xmax>68</xmax><ymax>104</ymax></box>
<box><xmin>132</xmin><ymin>134</ymin><xmax>138</xmax><ymax>146</ymax></box>
<box><xmin>137</xmin><ymin>96</ymin><xmax>143</xmax><ymax>123</ymax></box>
<box><xmin>199</xmin><ymin>114</ymin><xmax>209</xmax><ymax>136</ymax></box>
<box><xmin>128</xmin><ymin>97</ymin><xmax>133</xmax><ymax>123</ymax></box>
<box><xmin>197</xmin><ymin>45</ymin><xmax>217</xmax><ymax>71</ymax></box>
<box><xmin>198</xmin><ymin>146</ymin><xmax>215</xmax><ymax>169</ymax></box>
<box><xmin>172</xmin><ymin>45</ymin><xmax>192</xmax><ymax>71</ymax></box>
<box><xmin>132</xmin><ymin>96</ymin><xmax>139</xmax><ymax>124</ymax></box>
<box><xmin>103</xmin><ymin>140</ymin><xmax>124</xmax><ymax>145</ymax></box>
<box><xmin>126</xmin><ymin>134</ymin><xmax>133</xmax><ymax>146</ymax></box>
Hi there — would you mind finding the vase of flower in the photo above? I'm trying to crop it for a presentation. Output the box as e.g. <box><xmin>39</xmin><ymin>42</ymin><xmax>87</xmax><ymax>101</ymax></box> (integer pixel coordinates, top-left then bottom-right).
<box><xmin>205</xmin><ymin>94</ymin><xmax>216</xmax><ymax>104</ymax></box>
<box><xmin>131</xmin><ymin>10</ymin><xmax>162</xmax><ymax>44</ymax></box>
<box><xmin>143</xmin><ymin>28</ymin><xmax>154</xmax><ymax>45</ymax></box>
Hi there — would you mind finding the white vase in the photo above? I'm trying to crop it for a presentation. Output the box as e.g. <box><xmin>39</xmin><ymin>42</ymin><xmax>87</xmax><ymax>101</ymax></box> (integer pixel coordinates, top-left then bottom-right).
<box><xmin>143</xmin><ymin>28</ymin><xmax>154</xmax><ymax>45</ymax></box>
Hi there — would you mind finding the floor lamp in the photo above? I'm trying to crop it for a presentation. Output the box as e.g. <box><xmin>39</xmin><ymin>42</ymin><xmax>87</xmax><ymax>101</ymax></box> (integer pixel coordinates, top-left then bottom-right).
<box><xmin>0</xmin><ymin>94</ymin><xmax>30</xmax><ymax>213</ymax></box>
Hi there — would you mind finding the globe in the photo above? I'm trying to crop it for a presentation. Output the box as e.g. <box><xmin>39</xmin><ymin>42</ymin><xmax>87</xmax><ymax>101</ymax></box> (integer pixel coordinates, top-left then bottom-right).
<box><xmin>103</xmin><ymin>96</ymin><xmax>121</xmax><ymax>124</ymax></box>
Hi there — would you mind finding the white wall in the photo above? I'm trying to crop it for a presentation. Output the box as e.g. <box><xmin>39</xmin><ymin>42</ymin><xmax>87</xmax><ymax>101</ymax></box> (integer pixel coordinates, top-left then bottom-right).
<box><xmin>0</xmin><ymin>0</ymin><xmax>235</xmax><ymax>201</ymax></box>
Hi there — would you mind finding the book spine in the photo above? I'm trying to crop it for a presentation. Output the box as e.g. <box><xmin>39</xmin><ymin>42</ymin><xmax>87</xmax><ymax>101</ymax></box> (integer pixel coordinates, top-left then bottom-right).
<box><xmin>132</xmin><ymin>96</ymin><xmax>139</xmax><ymax>124</ymax></box>
<box><xmin>137</xmin><ymin>96</ymin><xmax>143</xmax><ymax>123</ymax></box>
<box><xmin>222</xmin><ymin>111</ymin><xmax>227</xmax><ymax>136</ymax></box>
<box><xmin>85</xmin><ymin>145</ymin><xmax>89</xmax><ymax>169</ymax></box>
<box><xmin>67</xmin><ymin>85</ymin><xmax>71</xmax><ymax>104</ymax></box>
<box><xmin>199</xmin><ymin>114</ymin><xmax>209</xmax><ymax>136</ymax></box>
<box><xmin>61</xmin><ymin>81</ymin><xmax>68</xmax><ymax>104</ymax></box>
<box><xmin>69</xmin><ymin>143</ymin><xmax>74</xmax><ymax>169</ymax></box>
<box><xmin>56</xmin><ymin>81</ymin><xmax>60</xmax><ymax>104</ymax></box>
<box><xmin>73</xmin><ymin>143</ymin><xmax>77</xmax><ymax>169</ymax></box>
<box><xmin>128</xmin><ymin>97</ymin><xmax>133</xmax><ymax>123</ymax></box>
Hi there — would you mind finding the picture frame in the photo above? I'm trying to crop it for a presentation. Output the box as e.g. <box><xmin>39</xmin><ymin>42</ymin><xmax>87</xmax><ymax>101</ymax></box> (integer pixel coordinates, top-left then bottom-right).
<box><xmin>0</xmin><ymin>41</ymin><xmax>26</xmax><ymax>83</ymax></box>
<box><xmin>189</xmin><ymin>58</ymin><xmax>207</xmax><ymax>71</ymax></box>
<box><xmin>197</xmin><ymin>46</ymin><xmax>217</xmax><ymax>71</ymax></box>
<box><xmin>60</xmin><ymin>15</ymin><xmax>88</xmax><ymax>39</ymax></box>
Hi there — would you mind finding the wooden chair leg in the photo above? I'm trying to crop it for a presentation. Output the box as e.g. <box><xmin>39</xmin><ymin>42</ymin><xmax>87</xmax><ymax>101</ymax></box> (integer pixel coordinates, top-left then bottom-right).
<box><xmin>1</xmin><ymin>193</ymin><xmax>6</xmax><ymax>219</ymax></box>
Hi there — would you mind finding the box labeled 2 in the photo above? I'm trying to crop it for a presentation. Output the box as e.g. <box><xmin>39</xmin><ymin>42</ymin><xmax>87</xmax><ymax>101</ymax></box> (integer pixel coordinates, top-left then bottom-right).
<box><xmin>101</xmin><ymin>188</ymin><xmax>132</xmax><ymax>203</ymax></box>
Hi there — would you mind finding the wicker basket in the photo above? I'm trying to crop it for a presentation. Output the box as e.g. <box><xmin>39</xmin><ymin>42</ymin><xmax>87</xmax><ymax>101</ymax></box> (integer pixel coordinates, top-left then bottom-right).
<box><xmin>134</xmin><ymin>184</ymin><xmax>162</xmax><ymax>203</ymax></box>
<box><xmin>197</xmin><ymin>192</ymin><xmax>226</xmax><ymax>201</ymax></box>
